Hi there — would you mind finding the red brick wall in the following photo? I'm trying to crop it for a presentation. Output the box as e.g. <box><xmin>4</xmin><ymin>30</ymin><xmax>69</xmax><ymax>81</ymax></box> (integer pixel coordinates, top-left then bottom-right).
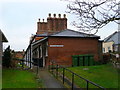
<box><xmin>47</xmin><ymin>37</ymin><xmax>99</xmax><ymax>66</ymax></box>
<box><xmin>15</xmin><ymin>52</ymin><xmax>24</xmax><ymax>59</ymax></box>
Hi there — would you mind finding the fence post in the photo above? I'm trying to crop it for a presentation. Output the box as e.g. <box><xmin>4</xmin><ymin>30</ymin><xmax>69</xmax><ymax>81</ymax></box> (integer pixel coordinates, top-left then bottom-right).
<box><xmin>48</xmin><ymin>61</ymin><xmax>51</xmax><ymax>72</ymax></box>
<box><xmin>22</xmin><ymin>60</ymin><xmax>24</xmax><ymax>68</ymax></box>
<box><xmin>52</xmin><ymin>61</ymin><xmax>53</xmax><ymax>74</ymax></box>
<box><xmin>36</xmin><ymin>59</ymin><xmax>39</xmax><ymax>75</ymax></box>
<box><xmin>56</xmin><ymin>64</ymin><xmax>58</xmax><ymax>78</ymax></box>
<box><xmin>63</xmin><ymin>68</ymin><xmax>65</xmax><ymax>84</ymax></box>
<box><xmin>72</xmin><ymin>73</ymin><xmax>74</xmax><ymax>90</ymax></box>
<box><xmin>49</xmin><ymin>61</ymin><xmax>51</xmax><ymax>72</ymax></box>
<box><xmin>87</xmin><ymin>81</ymin><xmax>89</xmax><ymax>90</ymax></box>
<box><xmin>48</xmin><ymin>64</ymin><xmax>50</xmax><ymax>71</ymax></box>
<box><xmin>38</xmin><ymin>59</ymin><xmax>39</xmax><ymax>74</ymax></box>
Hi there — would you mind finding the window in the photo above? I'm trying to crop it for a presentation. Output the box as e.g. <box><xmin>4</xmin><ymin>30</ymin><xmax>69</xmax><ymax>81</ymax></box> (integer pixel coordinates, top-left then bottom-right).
<box><xmin>103</xmin><ymin>48</ymin><xmax>105</xmax><ymax>53</ymax></box>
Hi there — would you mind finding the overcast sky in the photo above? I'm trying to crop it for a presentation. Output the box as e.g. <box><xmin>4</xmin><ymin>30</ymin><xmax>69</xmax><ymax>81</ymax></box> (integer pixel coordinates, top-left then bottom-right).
<box><xmin>0</xmin><ymin>0</ymin><xmax>118</xmax><ymax>51</ymax></box>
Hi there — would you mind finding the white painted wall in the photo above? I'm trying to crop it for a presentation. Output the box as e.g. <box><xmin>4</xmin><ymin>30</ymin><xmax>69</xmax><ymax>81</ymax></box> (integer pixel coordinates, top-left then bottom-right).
<box><xmin>103</xmin><ymin>41</ymin><xmax>114</xmax><ymax>53</ymax></box>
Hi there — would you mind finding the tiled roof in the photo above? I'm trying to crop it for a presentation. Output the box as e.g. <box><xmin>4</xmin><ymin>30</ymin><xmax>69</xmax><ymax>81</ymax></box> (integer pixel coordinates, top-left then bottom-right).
<box><xmin>36</xmin><ymin>29</ymin><xmax>100</xmax><ymax>38</ymax></box>
<box><xmin>36</xmin><ymin>33</ymin><xmax>48</xmax><ymax>37</ymax></box>
<box><xmin>50</xmin><ymin>29</ymin><xmax>100</xmax><ymax>38</ymax></box>
<box><xmin>104</xmin><ymin>31</ymin><xmax>120</xmax><ymax>44</ymax></box>
<box><xmin>0</xmin><ymin>30</ymin><xmax>8</xmax><ymax>42</ymax></box>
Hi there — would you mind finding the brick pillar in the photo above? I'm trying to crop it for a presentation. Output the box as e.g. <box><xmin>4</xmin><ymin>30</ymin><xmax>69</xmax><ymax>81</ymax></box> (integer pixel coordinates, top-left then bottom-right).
<box><xmin>63</xmin><ymin>14</ymin><xmax>67</xmax><ymax>30</ymax></box>
<box><xmin>47</xmin><ymin>13</ymin><xmax>53</xmax><ymax>32</ymax></box>
<box><xmin>37</xmin><ymin>19</ymin><xmax>48</xmax><ymax>34</ymax></box>
<box><xmin>37</xmin><ymin>19</ymin><xmax>41</xmax><ymax>34</ymax></box>
<box><xmin>57</xmin><ymin>14</ymin><xmax>67</xmax><ymax>31</ymax></box>
<box><xmin>53</xmin><ymin>14</ymin><xmax>57</xmax><ymax>31</ymax></box>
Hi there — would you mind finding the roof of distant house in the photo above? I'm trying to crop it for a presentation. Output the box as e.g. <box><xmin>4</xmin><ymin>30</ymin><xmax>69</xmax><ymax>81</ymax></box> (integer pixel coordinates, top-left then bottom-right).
<box><xmin>0</xmin><ymin>30</ymin><xmax>8</xmax><ymax>42</ymax></box>
<box><xmin>36</xmin><ymin>29</ymin><xmax>100</xmax><ymax>38</ymax></box>
<box><xmin>104</xmin><ymin>31</ymin><xmax>120</xmax><ymax>44</ymax></box>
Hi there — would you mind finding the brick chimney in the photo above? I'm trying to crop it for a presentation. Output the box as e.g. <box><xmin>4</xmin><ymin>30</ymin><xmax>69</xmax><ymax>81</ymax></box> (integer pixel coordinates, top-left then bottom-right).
<box><xmin>37</xmin><ymin>18</ymin><xmax>48</xmax><ymax>34</ymax></box>
<box><xmin>36</xmin><ymin>13</ymin><xmax>67</xmax><ymax>35</ymax></box>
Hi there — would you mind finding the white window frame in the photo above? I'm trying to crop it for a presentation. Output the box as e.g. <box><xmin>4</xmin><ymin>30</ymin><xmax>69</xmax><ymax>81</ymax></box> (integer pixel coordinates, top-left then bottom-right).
<box><xmin>46</xmin><ymin>42</ymin><xmax>48</xmax><ymax>56</ymax></box>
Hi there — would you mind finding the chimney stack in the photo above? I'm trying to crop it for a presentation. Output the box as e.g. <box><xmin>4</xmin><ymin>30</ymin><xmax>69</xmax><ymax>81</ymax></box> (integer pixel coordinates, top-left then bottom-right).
<box><xmin>37</xmin><ymin>13</ymin><xmax>67</xmax><ymax>35</ymax></box>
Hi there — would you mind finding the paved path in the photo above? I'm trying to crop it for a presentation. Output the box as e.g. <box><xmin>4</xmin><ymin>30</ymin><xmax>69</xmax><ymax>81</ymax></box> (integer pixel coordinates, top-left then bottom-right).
<box><xmin>38</xmin><ymin>69</ymin><xmax>65</xmax><ymax>88</ymax></box>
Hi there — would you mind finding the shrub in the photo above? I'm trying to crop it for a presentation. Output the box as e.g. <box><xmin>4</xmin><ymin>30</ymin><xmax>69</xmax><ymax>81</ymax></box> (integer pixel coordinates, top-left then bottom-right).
<box><xmin>2</xmin><ymin>46</ymin><xmax>12</xmax><ymax>68</ymax></box>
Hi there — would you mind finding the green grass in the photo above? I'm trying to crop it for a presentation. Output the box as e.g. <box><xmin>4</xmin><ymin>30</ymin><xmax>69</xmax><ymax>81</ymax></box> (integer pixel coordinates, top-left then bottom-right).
<box><xmin>60</xmin><ymin>64</ymin><xmax>119</xmax><ymax>88</ymax></box>
<box><xmin>2</xmin><ymin>68</ymin><xmax>43</xmax><ymax>88</ymax></box>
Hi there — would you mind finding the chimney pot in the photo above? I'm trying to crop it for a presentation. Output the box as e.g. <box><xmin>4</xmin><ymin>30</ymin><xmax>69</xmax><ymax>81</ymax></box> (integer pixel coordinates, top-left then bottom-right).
<box><xmin>38</xmin><ymin>18</ymin><xmax>40</xmax><ymax>22</ymax></box>
<box><xmin>53</xmin><ymin>14</ymin><xmax>56</xmax><ymax>18</ymax></box>
<box><xmin>43</xmin><ymin>19</ymin><xmax>44</xmax><ymax>22</ymax></box>
<box><xmin>58</xmin><ymin>14</ymin><xmax>61</xmax><ymax>18</ymax></box>
<box><xmin>63</xmin><ymin>14</ymin><xmax>66</xmax><ymax>18</ymax></box>
<box><xmin>49</xmin><ymin>13</ymin><xmax>51</xmax><ymax>17</ymax></box>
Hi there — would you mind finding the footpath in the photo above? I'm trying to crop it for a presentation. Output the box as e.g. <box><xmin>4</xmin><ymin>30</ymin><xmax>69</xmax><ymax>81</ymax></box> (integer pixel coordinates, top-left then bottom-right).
<box><xmin>38</xmin><ymin>69</ymin><xmax>65</xmax><ymax>88</ymax></box>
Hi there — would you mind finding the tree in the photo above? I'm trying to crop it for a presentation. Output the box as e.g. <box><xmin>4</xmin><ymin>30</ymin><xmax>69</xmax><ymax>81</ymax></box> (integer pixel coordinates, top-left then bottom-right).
<box><xmin>65</xmin><ymin>0</ymin><xmax>120</xmax><ymax>34</ymax></box>
<box><xmin>2</xmin><ymin>46</ymin><xmax>12</xmax><ymax>68</ymax></box>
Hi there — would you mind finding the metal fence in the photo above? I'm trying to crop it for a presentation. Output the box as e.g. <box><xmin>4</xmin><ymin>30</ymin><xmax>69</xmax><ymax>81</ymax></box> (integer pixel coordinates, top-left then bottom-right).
<box><xmin>49</xmin><ymin>61</ymin><xmax>105</xmax><ymax>90</ymax></box>
<box><xmin>18</xmin><ymin>59</ymin><xmax>39</xmax><ymax>75</ymax></box>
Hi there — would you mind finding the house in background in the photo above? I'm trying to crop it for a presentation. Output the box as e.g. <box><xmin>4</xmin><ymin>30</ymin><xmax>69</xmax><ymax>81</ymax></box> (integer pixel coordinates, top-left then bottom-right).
<box><xmin>0</xmin><ymin>30</ymin><xmax>8</xmax><ymax>61</ymax></box>
<box><xmin>103</xmin><ymin>31</ymin><xmax>120</xmax><ymax>53</ymax></box>
<box><xmin>103</xmin><ymin>41</ymin><xmax>114</xmax><ymax>53</ymax></box>
<box><xmin>14</xmin><ymin>50</ymin><xmax>25</xmax><ymax>59</ymax></box>
<box><xmin>24</xmin><ymin>14</ymin><xmax>103</xmax><ymax>68</ymax></box>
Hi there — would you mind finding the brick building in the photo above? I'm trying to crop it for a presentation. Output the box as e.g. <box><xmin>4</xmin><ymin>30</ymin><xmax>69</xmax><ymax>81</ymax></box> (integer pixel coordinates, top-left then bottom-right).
<box><xmin>24</xmin><ymin>14</ymin><xmax>102</xmax><ymax>68</ymax></box>
<box><xmin>14</xmin><ymin>50</ymin><xmax>24</xmax><ymax>59</ymax></box>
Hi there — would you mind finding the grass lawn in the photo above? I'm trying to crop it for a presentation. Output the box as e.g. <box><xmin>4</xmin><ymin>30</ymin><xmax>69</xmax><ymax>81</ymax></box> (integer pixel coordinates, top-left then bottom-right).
<box><xmin>61</xmin><ymin>63</ymin><xmax>119</xmax><ymax>88</ymax></box>
<box><xmin>2</xmin><ymin>68</ymin><xmax>43</xmax><ymax>88</ymax></box>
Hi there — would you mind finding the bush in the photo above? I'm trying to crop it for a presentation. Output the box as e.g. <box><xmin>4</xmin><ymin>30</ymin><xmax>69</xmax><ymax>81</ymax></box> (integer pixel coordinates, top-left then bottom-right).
<box><xmin>102</xmin><ymin>54</ymin><xmax>110</xmax><ymax>64</ymax></box>
<box><xmin>2</xmin><ymin>46</ymin><xmax>12</xmax><ymax>68</ymax></box>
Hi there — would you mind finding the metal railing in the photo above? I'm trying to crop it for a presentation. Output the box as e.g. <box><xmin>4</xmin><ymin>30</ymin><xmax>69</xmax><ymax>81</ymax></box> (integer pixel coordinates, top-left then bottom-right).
<box><xmin>18</xmin><ymin>59</ymin><xmax>39</xmax><ymax>75</ymax></box>
<box><xmin>49</xmin><ymin>61</ymin><xmax>105</xmax><ymax>90</ymax></box>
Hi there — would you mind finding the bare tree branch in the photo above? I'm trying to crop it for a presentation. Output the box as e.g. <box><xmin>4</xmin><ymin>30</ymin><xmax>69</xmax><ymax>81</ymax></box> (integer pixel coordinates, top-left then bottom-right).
<box><xmin>65</xmin><ymin>0</ymin><xmax>120</xmax><ymax>34</ymax></box>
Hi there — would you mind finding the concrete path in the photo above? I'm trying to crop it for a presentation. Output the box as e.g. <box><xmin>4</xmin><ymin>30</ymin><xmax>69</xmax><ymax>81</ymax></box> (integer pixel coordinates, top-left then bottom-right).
<box><xmin>38</xmin><ymin>69</ymin><xmax>65</xmax><ymax>88</ymax></box>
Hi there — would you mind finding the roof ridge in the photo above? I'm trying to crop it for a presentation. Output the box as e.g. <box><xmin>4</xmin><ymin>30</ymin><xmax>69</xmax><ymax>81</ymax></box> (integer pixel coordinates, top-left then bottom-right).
<box><xmin>49</xmin><ymin>29</ymin><xmax>99</xmax><ymax>38</ymax></box>
<box><xmin>36</xmin><ymin>29</ymin><xmax>99</xmax><ymax>37</ymax></box>
<box><xmin>67</xmin><ymin>29</ymin><xmax>99</xmax><ymax>36</ymax></box>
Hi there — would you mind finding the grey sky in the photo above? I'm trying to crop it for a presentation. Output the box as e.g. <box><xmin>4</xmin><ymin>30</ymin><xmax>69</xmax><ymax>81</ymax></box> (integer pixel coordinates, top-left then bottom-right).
<box><xmin>0</xmin><ymin>0</ymin><xmax>118</xmax><ymax>51</ymax></box>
